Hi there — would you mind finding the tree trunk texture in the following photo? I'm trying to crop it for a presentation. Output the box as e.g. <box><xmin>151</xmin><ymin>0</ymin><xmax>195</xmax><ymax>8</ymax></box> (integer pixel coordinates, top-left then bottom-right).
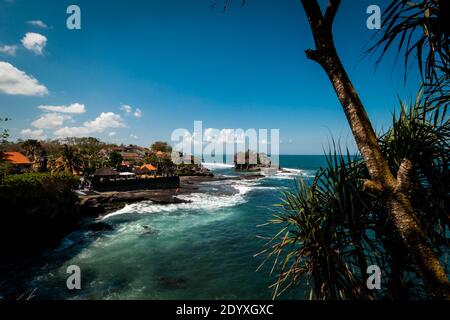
<box><xmin>300</xmin><ymin>0</ymin><xmax>450</xmax><ymax>299</ymax></box>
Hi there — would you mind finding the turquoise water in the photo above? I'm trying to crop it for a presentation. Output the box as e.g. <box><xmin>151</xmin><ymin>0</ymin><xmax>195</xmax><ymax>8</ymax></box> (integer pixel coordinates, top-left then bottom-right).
<box><xmin>12</xmin><ymin>156</ymin><xmax>326</xmax><ymax>300</ymax></box>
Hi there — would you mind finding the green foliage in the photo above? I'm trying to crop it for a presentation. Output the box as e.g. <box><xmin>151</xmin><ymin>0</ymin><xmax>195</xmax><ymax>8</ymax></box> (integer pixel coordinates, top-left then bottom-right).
<box><xmin>368</xmin><ymin>0</ymin><xmax>449</xmax><ymax>107</ymax></box>
<box><xmin>151</xmin><ymin>141</ymin><xmax>172</xmax><ymax>153</ymax></box>
<box><xmin>56</xmin><ymin>144</ymin><xmax>83</xmax><ymax>173</ymax></box>
<box><xmin>21</xmin><ymin>139</ymin><xmax>42</xmax><ymax>164</ymax></box>
<box><xmin>263</xmin><ymin>101</ymin><xmax>449</xmax><ymax>300</ymax></box>
<box><xmin>0</xmin><ymin>172</ymin><xmax>79</xmax><ymax>200</ymax></box>
<box><xmin>143</xmin><ymin>155</ymin><xmax>159</xmax><ymax>165</ymax></box>
<box><xmin>109</xmin><ymin>151</ymin><xmax>123</xmax><ymax>168</ymax></box>
<box><xmin>0</xmin><ymin>161</ymin><xmax>15</xmax><ymax>180</ymax></box>
<box><xmin>0</xmin><ymin>117</ymin><xmax>10</xmax><ymax>146</ymax></box>
<box><xmin>0</xmin><ymin>172</ymin><xmax>80</xmax><ymax>257</ymax></box>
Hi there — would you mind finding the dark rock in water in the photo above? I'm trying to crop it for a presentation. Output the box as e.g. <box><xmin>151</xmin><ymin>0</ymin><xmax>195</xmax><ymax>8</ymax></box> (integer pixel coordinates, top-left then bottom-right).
<box><xmin>86</xmin><ymin>222</ymin><xmax>114</xmax><ymax>232</ymax></box>
<box><xmin>157</xmin><ymin>276</ymin><xmax>187</xmax><ymax>290</ymax></box>
<box><xmin>150</xmin><ymin>196</ymin><xmax>191</xmax><ymax>205</ymax></box>
<box><xmin>141</xmin><ymin>225</ymin><xmax>159</xmax><ymax>237</ymax></box>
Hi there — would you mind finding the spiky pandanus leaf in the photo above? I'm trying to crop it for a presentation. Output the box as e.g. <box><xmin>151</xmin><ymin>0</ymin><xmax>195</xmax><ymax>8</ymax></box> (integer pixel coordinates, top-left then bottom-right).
<box><xmin>262</xmin><ymin>99</ymin><xmax>449</xmax><ymax>300</ymax></box>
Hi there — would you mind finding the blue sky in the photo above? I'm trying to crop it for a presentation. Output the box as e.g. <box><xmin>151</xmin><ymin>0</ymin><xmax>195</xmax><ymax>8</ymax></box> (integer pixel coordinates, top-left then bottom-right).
<box><xmin>0</xmin><ymin>0</ymin><xmax>421</xmax><ymax>154</ymax></box>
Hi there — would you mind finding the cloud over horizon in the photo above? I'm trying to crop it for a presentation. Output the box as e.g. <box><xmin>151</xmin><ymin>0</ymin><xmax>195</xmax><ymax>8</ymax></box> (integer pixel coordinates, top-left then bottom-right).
<box><xmin>54</xmin><ymin>112</ymin><xmax>125</xmax><ymax>138</ymax></box>
<box><xmin>32</xmin><ymin>113</ymin><xmax>71</xmax><ymax>130</ymax></box>
<box><xmin>21</xmin><ymin>128</ymin><xmax>47</xmax><ymax>140</ymax></box>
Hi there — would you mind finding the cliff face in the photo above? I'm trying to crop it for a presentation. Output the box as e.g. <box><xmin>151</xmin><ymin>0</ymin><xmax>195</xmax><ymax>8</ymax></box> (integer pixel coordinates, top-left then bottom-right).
<box><xmin>0</xmin><ymin>173</ymin><xmax>81</xmax><ymax>260</ymax></box>
<box><xmin>0</xmin><ymin>194</ymin><xmax>81</xmax><ymax>261</ymax></box>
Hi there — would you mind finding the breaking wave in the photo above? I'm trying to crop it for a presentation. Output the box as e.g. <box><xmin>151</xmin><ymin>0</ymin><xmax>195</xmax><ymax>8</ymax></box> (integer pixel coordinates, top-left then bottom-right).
<box><xmin>102</xmin><ymin>180</ymin><xmax>254</xmax><ymax>220</ymax></box>
<box><xmin>266</xmin><ymin>167</ymin><xmax>315</xmax><ymax>180</ymax></box>
<box><xmin>202</xmin><ymin>162</ymin><xmax>235</xmax><ymax>169</ymax></box>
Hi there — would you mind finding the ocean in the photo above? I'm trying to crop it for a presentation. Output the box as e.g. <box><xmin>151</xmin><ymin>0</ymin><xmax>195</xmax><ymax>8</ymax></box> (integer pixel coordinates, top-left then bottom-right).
<box><xmin>5</xmin><ymin>155</ymin><xmax>328</xmax><ymax>300</ymax></box>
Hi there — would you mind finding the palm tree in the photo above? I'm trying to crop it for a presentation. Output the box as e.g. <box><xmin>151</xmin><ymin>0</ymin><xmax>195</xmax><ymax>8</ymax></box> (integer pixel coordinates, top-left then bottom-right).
<box><xmin>55</xmin><ymin>145</ymin><xmax>82</xmax><ymax>174</ymax></box>
<box><xmin>263</xmin><ymin>98</ymin><xmax>448</xmax><ymax>299</ymax></box>
<box><xmin>367</xmin><ymin>0</ymin><xmax>449</xmax><ymax>108</ymax></box>
<box><xmin>217</xmin><ymin>0</ymin><xmax>449</xmax><ymax>297</ymax></box>
<box><xmin>109</xmin><ymin>151</ymin><xmax>123</xmax><ymax>169</ymax></box>
<box><xmin>21</xmin><ymin>139</ymin><xmax>42</xmax><ymax>163</ymax></box>
<box><xmin>297</xmin><ymin>0</ymin><xmax>449</xmax><ymax>298</ymax></box>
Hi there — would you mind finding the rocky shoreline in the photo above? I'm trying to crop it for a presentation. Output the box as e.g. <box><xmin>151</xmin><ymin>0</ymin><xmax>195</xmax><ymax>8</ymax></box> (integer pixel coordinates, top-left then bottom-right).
<box><xmin>78</xmin><ymin>174</ymin><xmax>264</xmax><ymax>217</ymax></box>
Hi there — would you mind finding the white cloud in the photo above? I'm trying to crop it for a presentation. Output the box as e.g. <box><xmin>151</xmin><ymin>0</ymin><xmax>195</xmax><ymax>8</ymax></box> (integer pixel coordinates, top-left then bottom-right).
<box><xmin>121</xmin><ymin>104</ymin><xmax>143</xmax><ymax>118</ymax></box>
<box><xmin>38</xmin><ymin>103</ymin><xmax>86</xmax><ymax>114</ymax></box>
<box><xmin>120</xmin><ymin>104</ymin><xmax>132</xmax><ymax>113</ymax></box>
<box><xmin>21</xmin><ymin>128</ymin><xmax>47</xmax><ymax>140</ymax></box>
<box><xmin>108</xmin><ymin>132</ymin><xmax>117</xmax><ymax>137</ymax></box>
<box><xmin>0</xmin><ymin>61</ymin><xmax>48</xmax><ymax>96</ymax></box>
<box><xmin>54</xmin><ymin>112</ymin><xmax>125</xmax><ymax>138</ymax></box>
<box><xmin>32</xmin><ymin>113</ymin><xmax>71</xmax><ymax>129</ymax></box>
<box><xmin>27</xmin><ymin>20</ymin><xmax>49</xmax><ymax>29</ymax></box>
<box><xmin>53</xmin><ymin>126</ymin><xmax>90</xmax><ymax>138</ymax></box>
<box><xmin>21</xmin><ymin>32</ymin><xmax>47</xmax><ymax>55</ymax></box>
<box><xmin>133</xmin><ymin>108</ymin><xmax>142</xmax><ymax>118</ymax></box>
<box><xmin>0</xmin><ymin>45</ymin><xmax>18</xmax><ymax>56</ymax></box>
<box><xmin>84</xmin><ymin>112</ymin><xmax>125</xmax><ymax>132</ymax></box>
<box><xmin>130</xmin><ymin>134</ymin><xmax>138</xmax><ymax>139</ymax></box>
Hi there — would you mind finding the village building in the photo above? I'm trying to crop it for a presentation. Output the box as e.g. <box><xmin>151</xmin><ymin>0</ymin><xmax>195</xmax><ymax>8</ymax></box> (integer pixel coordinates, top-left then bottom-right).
<box><xmin>120</xmin><ymin>152</ymin><xmax>141</xmax><ymax>162</ymax></box>
<box><xmin>135</xmin><ymin>164</ymin><xmax>158</xmax><ymax>177</ymax></box>
<box><xmin>2</xmin><ymin>152</ymin><xmax>33</xmax><ymax>171</ymax></box>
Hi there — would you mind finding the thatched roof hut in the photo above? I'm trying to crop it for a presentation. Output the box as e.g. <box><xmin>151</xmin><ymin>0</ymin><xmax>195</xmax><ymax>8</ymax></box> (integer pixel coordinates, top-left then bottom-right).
<box><xmin>135</xmin><ymin>164</ymin><xmax>157</xmax><ymax>176</ymax></box>
<box><xmin>93</xmin><ymin>167</ymin><xmax>119</xmax><ymax>177</ymax></box>
<box><xmin>139</xmin><ymin>164</ymin><xmax>157</xmax><ymax>171</ymax></box>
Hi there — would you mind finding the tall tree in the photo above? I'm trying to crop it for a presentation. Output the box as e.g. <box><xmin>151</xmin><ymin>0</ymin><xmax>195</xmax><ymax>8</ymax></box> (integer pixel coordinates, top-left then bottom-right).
<box><xmin>151</xmin><ymin>141</ymin><xmax>172</xmax><ymax>153</ymax></box>
<box><xmin>0</xmin><ymin>118</ymin><xmax>10</xmax><ymax>146</ymax></box>
<box><xmin>57</xmin><ymin>144</ymin><xmax>82</xmax><ymax>174</ymax></box>
<box><xmin>21</xmin><ymin>139</ymin><xmax>42</xmax><ymax>162</ymax></box>
<box><xmin>109</xmin><ymin>151</ymin><xmax>123</xmax><ymax>168</ymax></box>
<box><xmin>299</xmin><ymin>0</ymin><xmax>449</xmax><ymax>298</ymax></box>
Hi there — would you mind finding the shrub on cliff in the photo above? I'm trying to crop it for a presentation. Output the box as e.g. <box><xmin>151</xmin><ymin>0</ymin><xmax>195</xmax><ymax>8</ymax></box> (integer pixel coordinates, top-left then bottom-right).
<box><xmin>0</xmin><ymin>172</ymin><xmax>80</xmax><ymax>255</ymax></box>
<box><xmin>0</xmin><ymin>172</ymin><xmax>79</xmax><ymax>207</ymax></box>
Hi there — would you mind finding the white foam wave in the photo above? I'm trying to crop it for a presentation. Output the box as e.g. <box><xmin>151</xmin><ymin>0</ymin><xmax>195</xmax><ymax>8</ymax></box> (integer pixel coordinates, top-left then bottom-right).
<box><xmin>282</xmin><ymin>168</ymin><xmax>304</xmax><ymax>174</ymax></box>
<box><xmin>267</xmin><ymin>168</ymin><xmax>315</xmax><ymax>180</ymax></box>
<box><xmin>103</xmin><ymin>181</ymin><xmax>252</xmax><ymax>220</ymax></box>
<box><xmin>202</xmin><ymin>162</ymin><xmax>235</xmax><ymax>169</ymax></box>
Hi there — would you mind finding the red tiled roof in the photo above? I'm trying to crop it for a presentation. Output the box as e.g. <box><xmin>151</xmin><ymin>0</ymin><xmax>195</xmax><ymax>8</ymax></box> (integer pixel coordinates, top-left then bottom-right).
<box><xmin>2</xmin><ymin>152</ymin><xmax>32</xmax><ymax>165</ymax></box>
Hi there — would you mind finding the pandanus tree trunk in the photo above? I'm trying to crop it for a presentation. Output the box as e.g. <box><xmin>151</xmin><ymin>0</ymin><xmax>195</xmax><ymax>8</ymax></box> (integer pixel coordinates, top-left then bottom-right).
<box><xmin>300</xmin><ymin>0</ymin><xmax>450</xmax><ymax>299</ymax></box>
